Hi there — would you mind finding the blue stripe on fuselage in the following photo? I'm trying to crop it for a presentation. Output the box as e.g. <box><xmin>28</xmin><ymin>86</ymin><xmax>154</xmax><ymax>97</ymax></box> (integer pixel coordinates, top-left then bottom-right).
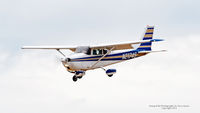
<box><xmin>70</xmin><ymin>50</ymin><xmax>140</xmax><ymax>62</ymax></box>
<box><xmin>137</xmin><ymin>47</ymin><xmax>151</xmax><ymax>51</ymax></box>
<box><xmin>140</xmin><ymin>42</ymin><xmax>151</xmax><ymax>46</ymax></box>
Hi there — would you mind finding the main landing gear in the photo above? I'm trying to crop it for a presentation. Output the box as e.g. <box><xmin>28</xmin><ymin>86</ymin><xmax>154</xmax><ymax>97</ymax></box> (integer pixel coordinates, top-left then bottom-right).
<box><xmin>72</xmin><ymin>68</ymin><xmax>117</xmax><ymax>82</ymax></box>
<box><xmin>101</xmin><ymin>67</ymin><xmax>117</xmax><ymax>78</ymax></box>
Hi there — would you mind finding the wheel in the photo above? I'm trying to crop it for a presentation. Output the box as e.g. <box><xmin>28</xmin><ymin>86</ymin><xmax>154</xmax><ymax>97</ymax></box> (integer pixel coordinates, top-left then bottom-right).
<box><xmin>108</xmin><ymin>74</ymin><xmax>113</xmax><ymax>77</ymax></box>
<box><xmin>72</xmin><ymin>76</ymin><xmax>77</xmax><ymax>82</ymax></box>
<box><xmin>77</xmin><ymin>76</ymin><xmax>82</xmax><ymax>79</ymax></box>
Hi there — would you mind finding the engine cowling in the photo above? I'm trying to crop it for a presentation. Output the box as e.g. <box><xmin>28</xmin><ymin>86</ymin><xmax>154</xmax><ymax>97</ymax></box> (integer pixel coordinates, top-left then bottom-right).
<box><xmin>106</xmin><ymin>69</ymin><xmax>116</xmax><ymax>77</ymax></box>
<box><xmin>61</xmin><ymin>58</ymin><xmax>71</xmax><ymax>63</ymax></box>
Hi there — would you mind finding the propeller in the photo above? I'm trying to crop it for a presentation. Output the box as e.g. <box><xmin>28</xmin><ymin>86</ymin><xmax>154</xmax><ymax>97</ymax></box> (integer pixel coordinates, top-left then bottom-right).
<box><xmin>54</xmin><ymin>55</ymin><xmax>63</xmax><ymax>64</ymax></box>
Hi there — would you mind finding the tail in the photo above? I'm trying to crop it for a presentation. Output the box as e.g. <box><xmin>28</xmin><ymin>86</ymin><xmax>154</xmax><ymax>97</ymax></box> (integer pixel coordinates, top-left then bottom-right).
<box><xmin>137</xmin><ymin>26</ymin><xmax>154</xmax><ymax>51</ymax></box>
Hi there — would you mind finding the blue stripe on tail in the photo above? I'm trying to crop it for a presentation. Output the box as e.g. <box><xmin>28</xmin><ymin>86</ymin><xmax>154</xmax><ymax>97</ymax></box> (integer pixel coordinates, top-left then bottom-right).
<box><xmin>137</xmin><ymin>26</ymin><xmax>154</xmax><ymax>51</ymax></box>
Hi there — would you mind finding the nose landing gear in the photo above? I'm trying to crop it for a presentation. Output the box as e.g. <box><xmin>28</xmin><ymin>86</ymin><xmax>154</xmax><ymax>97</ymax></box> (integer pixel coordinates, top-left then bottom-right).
<box><xmin>72</xmin><ymin>75</ymin><xmax>83</xmax><ymax>82</ymax></box>
<box><xmin>72</xmin><ymin>75</ymin><xmax>78</xmax><ymax>82</ymax></box>
<box><xmin>72</xmin><ymin>71</ymin><xmax>85</xmax><ymax>82</ymax></box>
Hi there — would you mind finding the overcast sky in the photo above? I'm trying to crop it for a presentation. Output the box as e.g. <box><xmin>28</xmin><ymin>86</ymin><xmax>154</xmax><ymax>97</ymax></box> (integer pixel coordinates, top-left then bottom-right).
<box><xmin>0</xmin><ymin>0</ymin><xmax>200</xmax><ymax>113</ymax></box>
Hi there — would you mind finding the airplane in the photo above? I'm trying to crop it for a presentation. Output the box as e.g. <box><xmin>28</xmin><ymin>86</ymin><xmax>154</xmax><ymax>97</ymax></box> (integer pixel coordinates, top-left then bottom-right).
<box><xmin>22</xmin><ymin>26</ymin><xmax>165</xmax><ymax>82</ymax></box>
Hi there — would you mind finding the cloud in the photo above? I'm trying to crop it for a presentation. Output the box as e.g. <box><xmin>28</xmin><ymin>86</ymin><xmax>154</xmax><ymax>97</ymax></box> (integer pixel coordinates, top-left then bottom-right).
<box><xmin>0</xmin><ymin>34</ymin><xmax>200</xmax><ymax>113</ymax></box>
<box><xmin>0</xmin><ymin>0</ymin><xmax>200</xmax><ymax>112</ymax></box>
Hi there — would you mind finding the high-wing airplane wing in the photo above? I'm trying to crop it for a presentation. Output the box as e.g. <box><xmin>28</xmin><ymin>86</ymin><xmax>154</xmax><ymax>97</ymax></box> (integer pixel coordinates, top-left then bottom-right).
<box><xmin>21</xmin><ymin>46</ymin><xmax>77</xmax><ymax>52</ymax></box>
<box><xmin>22</xmin><ymin>39</ymin><xmax>163</xmax><ymax>52</ymax></box>
<box><xmin>90</xmin><ymin>39</ymin><xmax>163</xmax><ymax>50</ymax></box>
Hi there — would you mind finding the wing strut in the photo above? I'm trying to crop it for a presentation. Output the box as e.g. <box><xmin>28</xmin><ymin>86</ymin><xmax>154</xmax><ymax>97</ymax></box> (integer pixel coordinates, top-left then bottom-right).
<box><xmin>56</xmin><ymin>49</ymin><xmax>66</xmax><ymax>57</ymax></box>
<box><xmin>89</xmin><ymin>47</ymin><xmax>115</xmax><ymax>69</ymax></box>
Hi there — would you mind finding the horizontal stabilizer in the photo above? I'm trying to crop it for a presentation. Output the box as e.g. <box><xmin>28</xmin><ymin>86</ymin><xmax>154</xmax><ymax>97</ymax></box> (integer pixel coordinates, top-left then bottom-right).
<box><xmin>150</xmin><ymin>39</ymin><xmax>164</xmax><ymax>42</ymax></box>
<box><xmin>138</xmin><ymin>50</ymin><xmax>167</xmax><ymax>53</ymax></box>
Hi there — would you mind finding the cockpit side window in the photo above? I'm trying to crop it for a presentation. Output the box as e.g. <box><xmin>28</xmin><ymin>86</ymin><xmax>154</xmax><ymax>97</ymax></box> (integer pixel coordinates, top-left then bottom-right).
<box><xmin>99</xmin><ymin>49</ymin><xmax>103</xmax><ymax>55</ymax></box>
<box><xmin>93</xmin><ymin>49</ymin><xmax>97</xmax><ymax>55</ymax></box>
<box><xmin>92</xmin><ymin>49</ymin><xmax>108</xmax><ymax>55</ymax></box>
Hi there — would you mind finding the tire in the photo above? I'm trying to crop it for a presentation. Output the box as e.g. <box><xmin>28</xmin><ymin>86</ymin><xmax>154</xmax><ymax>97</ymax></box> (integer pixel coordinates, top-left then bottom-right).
<box><xmin>108</xmin><ymin>74</ymin><xmax>113</xmax><ymax>77</ymax></box>
<box><xmin>72</xmin><ymin>76</ymin><xmax>77</xmax><ymax>82</ymax></box>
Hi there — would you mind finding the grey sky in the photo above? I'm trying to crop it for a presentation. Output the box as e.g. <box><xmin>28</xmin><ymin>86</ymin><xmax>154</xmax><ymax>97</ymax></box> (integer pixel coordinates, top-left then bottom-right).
<box><xmin>0</xmin><ymin>0</ymin><xmax>200</xmax><ymax>113</ymax></box>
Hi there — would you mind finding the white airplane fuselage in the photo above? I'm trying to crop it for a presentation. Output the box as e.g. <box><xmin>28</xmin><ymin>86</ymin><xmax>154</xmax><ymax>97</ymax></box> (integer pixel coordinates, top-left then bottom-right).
<box><xmin>63</xmin><ymin>49</ymin><xmax>147</xmax><ymax>71</ymax></box>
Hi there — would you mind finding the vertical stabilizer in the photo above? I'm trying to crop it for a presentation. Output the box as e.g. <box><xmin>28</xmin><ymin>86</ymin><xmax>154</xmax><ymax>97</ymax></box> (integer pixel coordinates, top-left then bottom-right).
<box><xmin>137</xmin><ymin>26</ymin><xmax>154</xmax><ymax>51</ymax></box>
